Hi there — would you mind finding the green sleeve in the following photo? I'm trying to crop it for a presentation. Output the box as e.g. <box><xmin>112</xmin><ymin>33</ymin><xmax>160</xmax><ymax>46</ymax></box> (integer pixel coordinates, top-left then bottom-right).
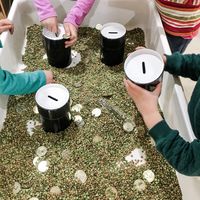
<box><xmin>149</xmin><ymin>120</ymin><xmax>200</xmax><ymax>176</ymax></box>
<box><xmin>0</xmin><ymin>69</ymin><xmax>46</xmax><ymax>95</ymax></box>
<box><xmin>0</xmin><ymin>40</ymin><xmax>2</xmax><ymax>48</ymax></box>
<box><xmin>165</xmin><ymin>53</ymin><xmax>200</xmax><ymax>81</ymax></box>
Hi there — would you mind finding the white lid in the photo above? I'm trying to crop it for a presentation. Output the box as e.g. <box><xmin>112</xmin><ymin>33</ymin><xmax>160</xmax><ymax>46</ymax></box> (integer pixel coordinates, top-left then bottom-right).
<box><xmin>101</xmin><ymin>22</ymin><xmax>126</xmax><ymax>39</ymax></box>
<box><xmin>42</xmin><ymin>24</ymin><xmax>65</xmax><ymax>40</ymax></box>
<box><xmin>35</xmin><ymin>84</ymin><xmax>69</xmax><ymax>110</ymax></box>
<box><xmin>124</xmin><ymin>49</ymin><xmax>164</xmax><ymax>84</ymax></box>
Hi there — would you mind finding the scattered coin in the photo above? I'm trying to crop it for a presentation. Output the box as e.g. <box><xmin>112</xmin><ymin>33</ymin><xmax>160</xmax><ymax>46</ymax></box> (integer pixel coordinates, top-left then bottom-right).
<box><xmin>13</xmin><ymin>182</ymin><xmax>21</xmax><ymax>194</ymax></box>
<box><xmin>92</xmin><ymin>108</ymin><xmax>101</xmax><ymax>117</ymax></box>
<box><xmin>71</xmin><ymin>104</ymin><xmax>83</xmax><ymax>112</ymax></box>
<box><xmin>143</xmin><ymin>169</ymin><xmax>155</xmax><ymax>183</ymax></box>
<box><xmin>37</xmin><ymin>160</ymin><xmax>49</xmax><ymax>173</ymax></box>
<box><xmin>123</xmin><ymin>121</ymin><xmax>134</xmax><ymax>132</ymax></box>
<box><xmin>50</xmin><ymin>186</ymin><xmax>61</xmax><ymax>196</ymax></box>
<box><xmin>33</xmin><ymin>106</ymin><xmax>39</xmax><ymax>114</ymax></box>
<box><xmin>74</xmin><ymin>115</ymin><xmax>85</xmax><ymax>127</ymax></box>
<box><xmin>105</xmin><ymin>186</ymin><xmax>118</xmax><ymax>199</ymax></box>
<box><xmin>33</xmin><ymin>156</ymin><xmax>40</xmax><ymax>166</ymax></box>
<box><xmin>134</xmin><ymin>179</ymin><xmax>146</xmax><ymax>191</ymax></box>
<box><xmin>95</xmin><ymin>24</ymin><xmax>103</xmax><ymax>30</ymax></box>
<box><xmin>74</xmin><ymin>170</ymin><xmax>87</xmax><ymax>183</ymax></box>
<box><xmin>43</xmin><ymin>54</ymin><xmax>47</xmax><ymax>60</ymax></box>
<box><xmin>36</xmin><ymin>146</ymin><xmax>47</xmax><ymax>157</ymax></box>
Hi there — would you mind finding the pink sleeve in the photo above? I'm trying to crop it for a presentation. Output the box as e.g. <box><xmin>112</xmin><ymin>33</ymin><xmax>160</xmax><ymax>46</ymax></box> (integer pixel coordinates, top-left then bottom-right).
<box><xmin>64</xmin><ymin>0</ymin><xmax>95</xmax><ymax>27</ymax></box>
<box><xmin>33</xmin><ymin>0</ymin><xmax>57</xmax><ymax>22</ymax></box>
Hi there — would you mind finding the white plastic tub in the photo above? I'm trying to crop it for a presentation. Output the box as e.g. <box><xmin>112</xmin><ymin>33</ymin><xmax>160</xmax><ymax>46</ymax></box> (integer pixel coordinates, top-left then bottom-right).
<box><xmin>0</xmin><ymin>0</ymin><xmax>198</xmax><ymax>199</ymax></box>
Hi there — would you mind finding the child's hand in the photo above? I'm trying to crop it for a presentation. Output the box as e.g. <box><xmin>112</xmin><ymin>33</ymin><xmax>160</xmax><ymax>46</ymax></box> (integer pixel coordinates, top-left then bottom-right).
<box><xmin>43</xmin><ymin>70</ymin><xmax>54</xmax><ymax>84</ymax></box>
<box><xmin>0</xmin><ymin>19</ymin><xmax>14</xmax><ymax>34</ymax></box>
<box><xmin>41</xmin><ymin>17</ymin><xmax>58</xmax><ymax>33</ymax></box>
<box><xmin>64</xmin><ymin>22</ymin><xmax>78</xmax><ymax>47</ymax></box>
<box><xmin>124</xmin><ymin>79</ymin><xmax>163</xmax><ymax>129</ymax></box>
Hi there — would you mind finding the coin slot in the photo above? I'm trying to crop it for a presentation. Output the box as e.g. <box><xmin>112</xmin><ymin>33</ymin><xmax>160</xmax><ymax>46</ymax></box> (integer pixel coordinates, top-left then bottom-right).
<box><xmin>48</xmin><ymin>95</ymin><xmax>58</xmax><ymax>101</ymax></box>
<box><xmin>108</xmin><ymin>32</ymin><xmax>118</xmax><ymax>34</ymax></box>
<box><xmin>142</xmin><ymin>62</ymin><xmax>146</xmax><ymax>74</ymax></box>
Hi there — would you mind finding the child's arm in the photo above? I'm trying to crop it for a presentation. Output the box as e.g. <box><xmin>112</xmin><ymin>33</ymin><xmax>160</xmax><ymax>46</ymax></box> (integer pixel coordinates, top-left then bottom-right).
<box><xmin>64</xmin><ymin>0</ymin><xmax>95</xmax><ymax>27</ymax></box>
<box><xmin>33</xmin><ymin>0</ymin><xmax>58</xmax><ymax>33</ymax></box>
<box><xmin>0</xmin><ymin>69</ymin><xmax>53</xmax><ymax>95</ymax></box>
<box><xmin>63</xmin><ymin>0</ymin><xmax>95</xmax><ymax>47</ymax></box>
<box><xmin>124</xmin><ymin>79</ymin><xmax>200</xmax><ymax>176</ymax></box>
<box><xmin>149</xmin><ymin>119</ymin><xmax>200</xmax><ymax>176</ymax></box>
<box><xmin>165</xmin><ymin>53</ymin><xmax>200</xmax><ymax>81</ymax></box>
<box><xmin>33</xmin><ymin>0</ymin><xmax>57</xmax><ymax>22</ymax></box>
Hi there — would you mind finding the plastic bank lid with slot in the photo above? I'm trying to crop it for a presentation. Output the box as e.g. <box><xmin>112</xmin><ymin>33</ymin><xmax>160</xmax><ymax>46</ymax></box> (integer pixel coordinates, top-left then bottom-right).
<box><xmin>35</xmin><ymin>84</ymin><xmax>69</xmax><ymax>110</ymax></box>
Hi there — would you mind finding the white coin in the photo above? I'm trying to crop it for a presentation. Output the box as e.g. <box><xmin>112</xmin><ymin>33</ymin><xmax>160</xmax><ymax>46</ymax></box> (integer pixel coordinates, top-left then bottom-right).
<box><xmin>123</xmin><ymin>121</ymin><xmax>134</xmax><ymax>132</ymax></box>
<box><xmin>74</xmin><ymin>115</ymin><xmax>85</xmax><ymax>127</ymax></box>
<box><xmin>134</xmin><ymin>179</ymin><xmax>146</xmax><ymax>191</ymax></box>
<box><xmin>29</xmin><ymin>198</ymin><xmax>39</xmax><ymax>200</ymax></box>
<box><xmin>74</xmin><ymin>115</ymin><xmax>82</xmax><ymax>122</ymax></box>
<box><xmin>50</xmin><ymin>186</ymin><xmax>61</xmax><ymax>195</ymax></box>
<box><xmin>105</xmin><ymin>186</ymin><xmax>118</xmax><ymax>199</ymax></box>
<box><xmin>74</xmin><ymin>170</ymin><xmax>87</xmax><ymax>183</ymax></box>
<box><xmin>143</xmin><ymin>169</ymin><xmax>155</xmax><ymax>183</ymax></box>
<box><xmin>33</xmin><ymin>106</ymin><xmax>39</xmax><ymax>114</ymax></box>
<box><xmin>71</xmin><ymin>104</ymin><xmax>83</xmax><ymax>112</ymax></box>
<box><xmin>37</xmin><ymin>160</ymin><xmax>49</xmax><ymax>173</ymax></box>
<box><xmin>33</xmin><ymin>156</ymin><xmax>40</xmax><ymax>166</ymax></box>
<box><xmin>95</xmin><ymin>24</ymin><xmax>103</xmax><ymax>30</ymax></box>
<box><xmin>43</xmin><ymin>54</ymin><xmax>47</xmax><ymax>60</ymax></box>
<box><xmin>36</xmin><ymin>146</ymin><xmax>47</xmax><ymax>157</ymax></box>
<box><xmin>13</xmin><ymin>182</ymin><xmax>21</xmax><ymax>194</ymax></box>
<box><xmin>92</xmin><ymin>108</ymin><xmax>101</xmax><ymax>117</ymax></box>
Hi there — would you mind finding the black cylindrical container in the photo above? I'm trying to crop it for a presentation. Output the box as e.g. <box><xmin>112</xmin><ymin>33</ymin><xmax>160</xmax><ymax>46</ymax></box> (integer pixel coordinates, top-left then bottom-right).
<box><xmin>124</xmin><ymin>49</ymin><xmax>164</xmax><ymax>91</ymax></box>
<box><xmin>35</xmin><ymin>84</ymin><xmax>71</xmax><ymax>133</ymax></box>
<box><xmin>42</xmin><ymin>24</ymin><xmax>72</xmax><ymax>68</ymax></box>
<box><xmin>100</xmin><ymin>22</ymin><xmax>126</xmax><ymax>66</ymax></box>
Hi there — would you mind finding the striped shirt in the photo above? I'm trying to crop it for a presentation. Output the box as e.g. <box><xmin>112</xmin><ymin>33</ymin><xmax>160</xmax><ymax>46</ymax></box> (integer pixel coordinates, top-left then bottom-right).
<box><xmin>155</xmin><ymin>0</ymin><xmax>200</xmax><ymax>38</ymax></box>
